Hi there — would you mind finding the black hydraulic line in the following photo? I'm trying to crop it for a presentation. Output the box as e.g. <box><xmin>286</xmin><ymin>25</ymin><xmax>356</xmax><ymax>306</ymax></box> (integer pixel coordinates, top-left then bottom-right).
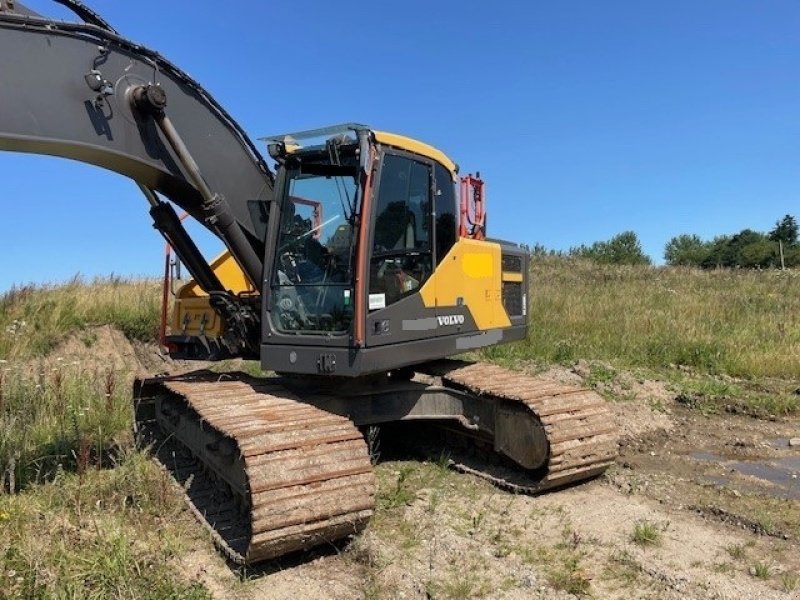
<box><xmin>137</xmin><ymin>183</ymin><xmax>160</xmax><ymax>209</ymax></box>
<box><xmin>51</xmin><ymin>0</ymin><xmax>117</xmax><ymax>33</ymax></box>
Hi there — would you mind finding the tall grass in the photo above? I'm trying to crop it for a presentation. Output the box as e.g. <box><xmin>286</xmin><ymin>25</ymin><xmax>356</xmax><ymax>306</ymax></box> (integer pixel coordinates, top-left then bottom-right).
<box><xmin>0</xmin><ymin>449</ymin><xmax>211</xmax><ymax>599</ymax></box>
<box><xmin>0</xmin><ymin>276</ymin><xmax>208</xmax><ymax>597</ymax></box>
<box><xmin>489</xmin><ymin>258</ymin><xmax>800</xmax><ymax>379</ymax></box>
<box><xmin>0</xmin><ymin>276</ymin><xmax>160</xmax><ymax>360</ymax></box>
<box><xmin>0</xmin><ymin>364</ymin><xmax>130</xmax><ymax>492</ymax></box>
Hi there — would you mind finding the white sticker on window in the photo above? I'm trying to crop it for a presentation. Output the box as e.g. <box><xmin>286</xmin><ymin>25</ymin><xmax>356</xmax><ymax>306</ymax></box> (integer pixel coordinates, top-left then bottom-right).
<box><xmin>368</xmin><ymin>293</ymin><xmax>386</xmax><ymax>310</ymax></box>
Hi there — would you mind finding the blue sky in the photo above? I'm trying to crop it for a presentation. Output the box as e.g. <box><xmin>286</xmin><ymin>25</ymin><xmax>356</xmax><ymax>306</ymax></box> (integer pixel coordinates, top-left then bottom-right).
<box><xmin>2</xmin><ymin>0</ymin><xmax>798</xmax><ymax>290</ymax></box>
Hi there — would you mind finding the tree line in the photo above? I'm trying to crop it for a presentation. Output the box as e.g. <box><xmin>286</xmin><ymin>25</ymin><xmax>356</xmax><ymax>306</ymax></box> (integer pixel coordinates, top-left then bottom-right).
<box><xmin>664</xmin><ymin>214</ymin><xmax>798</xmax><ymax>268</ymax></box>
<box><xmin>530</xmin><ymin>214</ymin><xmax>798</xmax><ymax>268</ymax></box>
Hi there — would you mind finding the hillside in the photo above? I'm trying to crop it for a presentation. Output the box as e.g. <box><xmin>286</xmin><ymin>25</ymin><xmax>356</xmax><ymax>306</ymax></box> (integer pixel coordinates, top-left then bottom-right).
<box><xmin>0</xmin><ymin>265</ymin><xmax>798</xmax><ymax>599</ymax></box>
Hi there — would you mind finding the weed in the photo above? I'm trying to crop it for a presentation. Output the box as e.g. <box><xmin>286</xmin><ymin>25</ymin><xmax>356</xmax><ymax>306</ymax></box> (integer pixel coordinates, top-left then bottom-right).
<box><xmin>712</xmin><ymin>562</ymin><xmax>734</xmax><ymax>574</ymax></box>
<box><xmin>780</xmin><ymin>571</ymin><xmax>798</xmax><ymax>592</ymax></box>
<box><xmin>548</xmin><ymin>555</ymin><xmax>592</xmax><ymax>596</ymax></box>
<box><xmin>377</xmin><ymin>465</ymin><xmax>417</xmax><ymax>510</ymax></box>
<box><xmin>426</xmin><ymin>570</ymin><xmax>491</xmax><ymax>599</ymax></box>
<box><xmin>605</xmin><ymin>549</ymin><xmax>642</xmax><ymax>586</ymax></box>
<box><xmin>751</xmin><ymin>561</ymin><xmax>771</xmax><ymax>579</ymax></box>
<box><xmin>586</xmin><ymin>363</ymin><xmax>616</xmax><ymax>386</ymax></box>
<box><xmin>366</xmin><ymin>426</ymin><xmax>380</xmax><ymax>465</ymax></box>
<box><xmin>631</xmin><ymin>520</ymin><xmax>662</xmax><ymax>546</ymax></box>
<box><xmin>756</xmin><ymin>514</ymin><xmax>777</xmax><ymax>536</ymax></box>
<box><xmin>726</xmin><ymin>543</ymin><xmax>746</xmax><ymax>559</ymax></box>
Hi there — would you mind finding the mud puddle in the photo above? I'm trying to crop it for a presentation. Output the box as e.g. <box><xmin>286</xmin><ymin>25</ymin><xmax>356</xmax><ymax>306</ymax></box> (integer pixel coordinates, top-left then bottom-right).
<box><xmin>690</xmin><ymin>450</ymin><xmax>800</xmax><ymax>499</ymax></box>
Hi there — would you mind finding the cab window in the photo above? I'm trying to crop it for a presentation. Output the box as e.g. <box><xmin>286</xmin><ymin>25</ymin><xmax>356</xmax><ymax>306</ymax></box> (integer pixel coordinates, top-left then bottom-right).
<box><xmin>369</xmin><ymin>154</ymin><xmax>432</xmax><ymax>308</ymax></box>
<box><xmin>434</xmin><ymin>163</ymin><xmax>457</xmax><ymax>262</ymax></box>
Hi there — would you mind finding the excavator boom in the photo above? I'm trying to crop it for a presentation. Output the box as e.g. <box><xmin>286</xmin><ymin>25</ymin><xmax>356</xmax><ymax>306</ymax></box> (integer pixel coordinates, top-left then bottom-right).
<box><xmin>0</xmin><ymin>1</ymin><xmax>273</xmax><ymax>288</ymax></box>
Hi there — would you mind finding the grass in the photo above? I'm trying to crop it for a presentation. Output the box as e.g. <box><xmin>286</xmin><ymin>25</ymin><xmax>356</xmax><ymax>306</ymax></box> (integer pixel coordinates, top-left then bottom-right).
<box><xmin>726</xmin><ymin>543</ymin><xmax>746</xmax><ymax>560</ymax></box>
<box><xmin>0</xmin><ymin>276</ymin><xmax>160</xmax><ymax>360</ymax></box>
<box><xmin>631</xmin><ymin>520</ymin><xmax>662</xmax><ymax>546</ymax></box>
<box><xmin>0</xmin><ymin>364</ymin><xmax>132</xmax><ymax>492</ymax></box>
<box><xmin>0</xmin><ymin>449</ymin><xmax>210</xmax><ymax>599</ymax></box>
<box><xmin>0</xmin><ymin>276</ymin><xmax>208</xmax><ymax>597</ymax></box>
<box><xmin>781</xmin><ymin>571</ymin><xmax>798</xmax><ymax>592</ymax></box>
<box><xmin>751</xmin><ymin>561</ymin><xmax>771</xmax><ymax>579</ymax></box>
<box><xmin>484</xmin><ymin>257</ymin><xmax>800</xmax><ymax>380</ymax></box>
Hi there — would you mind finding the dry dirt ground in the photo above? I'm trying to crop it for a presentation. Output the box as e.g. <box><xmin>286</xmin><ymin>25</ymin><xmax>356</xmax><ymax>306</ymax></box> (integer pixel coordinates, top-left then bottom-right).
<box><xmin>172</xmin><ymin>365</ymin><xmax>798</xmax><ymax>599</ymax></box>
<box><xmin>51</xmin><ymin>329</ymin><xmax>800</xmax><ymax>599</ymax></box>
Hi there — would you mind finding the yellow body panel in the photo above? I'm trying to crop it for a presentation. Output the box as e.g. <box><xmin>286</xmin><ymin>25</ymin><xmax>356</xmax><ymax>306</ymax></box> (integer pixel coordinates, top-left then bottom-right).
<box><xmin>419</xmin><ymin>239</ymin><xmax>512</xmax><ymax>330</ymax></box>
<box><xmin>373</xmin><ymin>131</ymin><xmax>457</xmax><ymax>179</ymax></box>
<box><xmin>171</xmin><ymin>250</ymin><xmax>256</xmax><ymax>337</ymax></box>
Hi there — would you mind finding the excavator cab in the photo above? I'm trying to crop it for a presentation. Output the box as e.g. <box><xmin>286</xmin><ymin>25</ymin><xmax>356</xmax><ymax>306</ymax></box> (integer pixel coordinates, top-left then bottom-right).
<box><xmin>261</xmin><ymin>124</ymin><xmax>529</xmax><ymax>376</ymax></box>
<box><xmin>167</xmin><ymin>124</ymin><xmax>528</xmax><ymax>376</ymax></box>
<box><xmin>166</xmin><ymin>124</ymin><xmax>529</xmax><ymax>375</ymax></box>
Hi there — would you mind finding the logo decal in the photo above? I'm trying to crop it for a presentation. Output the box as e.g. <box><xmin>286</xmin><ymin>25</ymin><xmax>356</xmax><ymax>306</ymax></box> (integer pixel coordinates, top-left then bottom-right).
<box><xmin>437</xmin><ymin>314</ymin><xmax>465</xmax><ymax>327</ymax></box>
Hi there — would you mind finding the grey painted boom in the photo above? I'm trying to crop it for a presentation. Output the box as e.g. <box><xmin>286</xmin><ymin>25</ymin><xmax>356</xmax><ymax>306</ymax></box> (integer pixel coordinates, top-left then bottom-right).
<box><xmin>0</xmin><ymin>2</ymin><xmax>275</xmax><ymax>284</ymax></box>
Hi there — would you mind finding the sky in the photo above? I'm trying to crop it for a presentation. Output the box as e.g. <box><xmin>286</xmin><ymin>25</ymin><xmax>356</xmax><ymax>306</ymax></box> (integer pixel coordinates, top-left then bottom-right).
<box><xmin>1</xmin><ymin>0</ymin><xmax>799</xmax><ymax>290</ymax></box>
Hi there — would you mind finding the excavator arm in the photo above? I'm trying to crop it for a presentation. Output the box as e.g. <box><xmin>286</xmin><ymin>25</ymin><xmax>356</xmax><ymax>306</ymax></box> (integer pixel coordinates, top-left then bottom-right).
<box><xmin>0</xmin><ymin>0</ymin><xmax>274</xmax><ymax>353</ymax></box>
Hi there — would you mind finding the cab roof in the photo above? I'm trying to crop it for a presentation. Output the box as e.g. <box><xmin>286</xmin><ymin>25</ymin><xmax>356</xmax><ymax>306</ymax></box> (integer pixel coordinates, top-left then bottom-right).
<box><xmin>372</xmin><ymin>130</ymin><xmax>457</xmax><ymax>177</ymax></box>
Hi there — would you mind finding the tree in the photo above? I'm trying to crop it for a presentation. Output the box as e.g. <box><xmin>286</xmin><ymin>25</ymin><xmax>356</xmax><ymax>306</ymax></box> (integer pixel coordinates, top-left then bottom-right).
<box><xmin>727</xmin><ymin>229</ymin><xmax>771</xmax><ymax>267</ymax></box>
<box><xmin>738</xmin><ymin>239</ymin><xmax>777</xmax><ymax>268</ymax></box>
<box><xmin>664</xmin><ymin>234</ymin><xmax>709</xmax><ymax>266</ymax></box>
<box><xmin>768</xmin><ymin>214</ymin><xmax>798</xmax><ymax>246</ymax></box>
<box><xmin>570</xmin><ymin>231</ymin><xmax>651</xmax><ymax>265</ymax></box>
<box><xmin>701</xmin><ymin>235</ymin><xmax>733</xmax><ymax>268</ymax></box>
<box><xmin>604</xmin><ymin>231</ymin><xmax>652</xmax><ymax>265</ymax></box>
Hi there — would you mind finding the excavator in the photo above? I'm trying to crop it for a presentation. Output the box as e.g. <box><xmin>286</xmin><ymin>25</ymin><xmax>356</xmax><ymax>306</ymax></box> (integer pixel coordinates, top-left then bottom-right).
<box><xmin>0</xmin><ymin>0</ymin><xmax>618</xmax><ymax>565</ymax></box>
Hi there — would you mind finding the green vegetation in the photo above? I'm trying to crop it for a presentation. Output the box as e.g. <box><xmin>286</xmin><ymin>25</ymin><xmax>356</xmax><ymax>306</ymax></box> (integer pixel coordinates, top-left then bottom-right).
<box><xmin>0</xmin><ymin>276</ymin><xmax>160</xmax><ymax>360</ymax></box>
<box><xmin>725</xmin><ymin>543</ymin><xmax>746</xmax><ymax>560</ymax></box>
<box><xmin>0</xmin><ymin>366</ymin><xmax>130</xmax><ymax>492</ymax></box>
<box><xmin>485</xmin><ymin>257</ymin><xmax>800</xmax><ymax>382</ymax></box>
<box><xmin>631</xmin><ymin>520</ymin><xmax>662</xmax><ymax>546</ymax></box>
<box><xmin>751</xmin><ymin>561</ymin><xmax>771</xmax><ymax>580</ymax></box>
<box><xmin>781</xmin><ymin>571</ymin><xmax>798</xmax><ymax>593</ymax></box>
<box><xmin>1</xmin><ymin>258</ymin><xmax>798</xmax><ymax>596</ymax></box>
<box><xmin>0</xmin><ymin>276</ymin><xmax>205</xmax><ymax>597</ymax></box>
<box><xmin>562</xmin><ymin>230</ymin><xmax>652</xmax><ymax>265</ymax></box>
<box><xmin>665</xmin><ymin>214</ymin><xmax>800</xmax><ymax>268</ymax></box>
<box><xmin>0</xmin><ymin>449</ymin><xmax>211</xmax><ymax>599</ymax></box>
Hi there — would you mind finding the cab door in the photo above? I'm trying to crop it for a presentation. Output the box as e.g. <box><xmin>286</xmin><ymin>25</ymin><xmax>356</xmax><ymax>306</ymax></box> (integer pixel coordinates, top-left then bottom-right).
<box><xmin>365</xmin><ymin>151</ymin><xmax>437</xmax><ymax>347</ymax></box>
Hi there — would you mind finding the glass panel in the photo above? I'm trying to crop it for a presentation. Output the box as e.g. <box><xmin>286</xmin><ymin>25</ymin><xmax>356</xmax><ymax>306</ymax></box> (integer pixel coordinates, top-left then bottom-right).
<box><xmin>434</xmin><ymin>163</ymin><xmax>457</xmax><ymax>262</ymax></box>
<box><xmin>271</xmin><ymin>165</ymin><xmax>358</xmax><ymax>333</ymax></box>
<box><xmin>369</xmin><ymin>154</ymin><xmax>432</xmax><ymax>308</ymax></box>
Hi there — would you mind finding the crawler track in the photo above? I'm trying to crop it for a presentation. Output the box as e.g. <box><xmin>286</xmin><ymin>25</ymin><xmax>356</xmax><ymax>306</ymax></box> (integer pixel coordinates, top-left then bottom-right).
<box><xmin>134</xmin><ymin>372</ymin><xmax>375</xmax><ymax>565</ymax></box>
<box><xmin>134</xmin><ymin>361</ymin><xmax>617</xmax><ymax>565</ymax></box>
<box><xmin>418</xmin><ymin>360</ymin><xmax>619</xmax><ymax>493</ymax></box>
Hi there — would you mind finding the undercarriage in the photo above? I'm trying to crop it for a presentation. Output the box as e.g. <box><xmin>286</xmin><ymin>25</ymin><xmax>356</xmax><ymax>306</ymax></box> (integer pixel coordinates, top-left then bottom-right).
<box><xmin>134</xmin><ymin>360</ymin><xmax>619</xmax><ymax>564</ymax></box>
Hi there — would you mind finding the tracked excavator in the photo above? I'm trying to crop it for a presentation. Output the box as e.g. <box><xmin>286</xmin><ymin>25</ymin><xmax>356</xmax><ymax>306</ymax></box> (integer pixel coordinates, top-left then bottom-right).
<box><xmin>0</xmin><ymin>0</ymin><xmax>619</xmax><ymax>564</ymax></box>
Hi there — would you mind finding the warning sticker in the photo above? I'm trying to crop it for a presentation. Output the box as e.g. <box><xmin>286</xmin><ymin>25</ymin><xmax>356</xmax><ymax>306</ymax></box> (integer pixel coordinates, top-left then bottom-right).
<box><xmin>368</xmin><ymin>293</ymin><xmax>386</xmax><ymax>310</ymax></box>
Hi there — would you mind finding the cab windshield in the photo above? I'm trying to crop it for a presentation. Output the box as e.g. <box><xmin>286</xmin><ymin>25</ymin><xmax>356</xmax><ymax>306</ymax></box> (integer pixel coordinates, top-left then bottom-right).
<box><xmin>271</xmin><ymin>156</ymin><xmax>359</xmax><ymax>334</ymax></box>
